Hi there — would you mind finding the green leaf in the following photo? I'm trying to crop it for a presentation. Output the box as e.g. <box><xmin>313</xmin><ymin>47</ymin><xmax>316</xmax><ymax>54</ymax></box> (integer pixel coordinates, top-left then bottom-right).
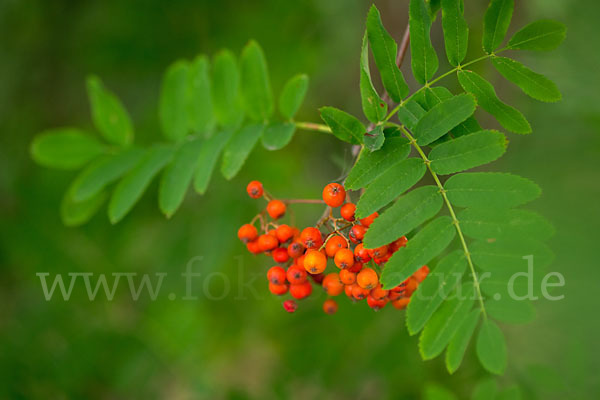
<box><xmin>471</xmin><ymin>378</ymin><xmax>498</xmax><ymax>400</ymax></box>
<box><xmin>397</xmin><ymin>100</ymin><xmax>427</xmax><ymax>131</ymax></box>
<box><xmin>364</xmin><ymin>125</ymin><xmax>385</xmax><ymax>152</ymax></box>
<box><xmin>445</xmin><ymin>172</ymin><xmax>541</xmax><ymax>209</ymax></box>
<box><xmin>482</xmin><ymin>0</ymin><xmax>514</xmax><ymax>54</ymax></box>
<box><xmin>415</xmin><ymin>87</ymin><xmax>453</xmax><ymax>110</ymax></box>
<box><xmin>476</xmin><ymin>319</ymin><xmax>507</xmax><ymax>375</ymax></box>
<box><xmin>356</xmin><ymin>158</ymin><xmax>426</xmax><ymax>219</ymax></box>
<box><xmin>71</xmin><ymin>148</ymin><xmax>145</xmax><ymax>202</ymax></box>
<box><xmin>221</xmin><ymin>123</ymin><xmax>264</xmax><ymax>180</ymax></box>
<box><xmin>160</xmin><ymin>60</ymin><xmax>190</xmax><ymax>141</ymax></box>
<box><xmin>261</xmin><ymin>122</ymin><xmax>296</xmax><ymax>151</ymax></box>
<box><xmin>459</xmin><ymin>208</ymin><xmax>555</xmax><ymax>241</ymax></box>
<box><xmin>108</xmin><ymin>145</ymin><xmax>174</xmax><ymax>223</ymax></box>
<box><xmin>446</xmin><ymin>308</ymin><xmax>481</xmax><ymax>373</ymax></box>
<box><xmin>61</xmin><ymin>187</ymin><xmax>107</xmax><ymax>227</ymax></box>
<box><xmin>497</xmin><ymin>386</ymin><xmax>523</xmax><ymax>400</ymax></box>
<box><xmin>491</xmin><ymin>56</ymin><xmax>561</xmax><ymax>102</ymax></box>
<box><xmin>187</xmin><ymin>55</ymin><xmax>216</xmax><ymax>136</ymax></box>
<box><xmin>240</xmin><ymin>40</ymin><xmax>273</xmax><ymax>121</ymax></box>
<box><xmin>366</xmin><ymin>5</ymin><xmax>409</xmax><ymax>102</ymax></box>
<box><xmin>430</xmin><ymin>130</ymin><xmax>507</xmax><ymax>175</ymax></box>
<box><xmin>212</xmin><ymin>50</ymin><xmax>243</xmax><ymax>129</ymax></box>
<box><xmin>486</xmin><ymin>296</ymin><xmax>535</xmax><ymax>324</ymax></box>
<box><xmin>319</xmin><ymin>107</ymin><xmax>365</xmax><ymax>145</ymax></box>
<box><xmin>279</xmin><ymin>74</ymin><xmax>309</xmax><ymax>119</ymax></box>
<box><xmin>458</xmin><ymin>70</ymin><xmax>531</xmax><ymax>134</ymax></box>
<box><xmin>419</xmin><ymin>283</ymin><xmax>475</xmax><ymax>360</ymax></box>
<box><xmin>159</xmin><ymin>138</ymin><xmax>204</xmax><ymax>217</ymax></box>
<box><xmin>30</xmin><ymin>128</ymin><xmax>106</xmax><ymax>170</ymax></box>
<box><xmin>424</xmin><ymin>384</ymin><xmax>458</xmax><ymax>400</ymax></box>
<box><xmin>410</xmin><ymin>0</ymin><xmax>439</xmax><ymax>84</ymax></box>
<box><xmin>441</xmin><ymin>0</ymin><xmax>469</xmax><ymax>66</ymax></box>
<box><xmin>345</xmin><ymin>137</ymin><xmax>411</xmax><ymax>189</ymax></box>
<box><xmin>407</xmin><ymin>250</ymin><xmax>467</xmax><ymax>335</ymax></box>
<box><xmin>86</xmin><ymin>75</ymin><xmax>134</xmax><ymax>147</ymax></box>
<box><xmin>193</xmin><ymin>129</ymin><xmax>235</xmax><ymax>194</ymax></box>
<box><xmin>451</xmin><ymin>116</ymin><xmax>482</xmax><ymax>139</ymax></box>
<box><xmin>508</xmin><ymin>20</ymin><xmax>566</xmax><ymax>51</ymax></box>
<box><xmin>470</xmin><ymin>238</ymin><xmax>554</xmax><ymax>272</ymax></box>
<box><xmin>414</xmin><ymin>94</ymin><xmax>477</xmax><ymax>145</ymax></box>
<box><xmin>380</xmin><ymin>216</ymin><xmax>456</xmax><ymax>289</ymax></box>
<box><xmin>360</xmin><ymin>32</ymin><xmax>387</xmax><ymax>123</ymax></box>
<box><xmin>364</xmin><ymin>186</ymin><xmax>443</xmax><ymax>249</ymax></box>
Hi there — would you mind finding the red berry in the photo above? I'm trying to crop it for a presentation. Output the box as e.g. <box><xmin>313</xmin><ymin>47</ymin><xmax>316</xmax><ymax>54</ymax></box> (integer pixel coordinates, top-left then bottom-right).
<box><xmin>300</xmin><ymin>227</ymin><xmax>323</xmax><ymax>249</ymax></box>
<box><xmin>283</xmin><ymin>299</ymin><xmax>297</xmax><ymax>313</ymax></box>
<box><xmin>351</xmin><ymin>284</ymin><xmax>370</xmax><ymax>300</ymax></box>
<box><xmin>267</xmin><ymin>266</ymin><xmax>287</xmax><ymax>285</ymax></box>
<box><xmin>323</xmin><ymin>299</ymin><xmax>338</xmax><ymax>314</ymax></box>
<box><xmin>267</xmin><ymin>200</ymin><xmax>286</xmax><ymax>219</ymax></box>
<box><xmin>322</xmin><ymin>183</ymin><xmax>346</xmax><ymax>208</ymax></box>
<box><xmin>286</xmin><ymin>266</ymin><xmax>307</xmax><ymax>284</ymax></box>
<box><xmin>367</xmin><ymin>295</ymin><xmax>387</xmax><ymax>311</ymax></box>
<box><xmin>272</xmin><ymin>247</ymin><xmax>290</xmax><ymax>263</ymax></box>
<box><xmin>246</xmin><ymin>180</ymin><xmax>263</xmax><ymax>199</ymax></box>
<box><xmin>367</xmin><ymin>245</ymin><xmax>388</xmax><ymax>259</ymax></box>
<box><xmin>349</xmin><ymin>225</ymin><xmax>366</xmax><ymax>244</ymax></box>
<box><xmin>237</xmin><ymin>224</ymin><xmax>258</xmax><ymax>243</ymax></box>
<box><xmin>413</xmin><ymin>265</ymin><xmax>430</xmax><ymax>283</ymax></box>
<box><xmin>322</xmin><ymin>273</ymin><xmax>344</xmax><ymax>296</ymax></box>
<box><xmin>257</xmin><ymin>234</ymin><xmax>278</xmax><ymax>252</ymax></box>
<box><xmin>246</xmin><ymin>240</ymin><xmax>261</xmax><ymax>255</ymax></box>
<box><xmin>269</xmin><ymin>282</ymin><xmax>289</xmax><ymax>296</ymax></box>
<box><xmin>389</xmin><ymin>236</ymin><xmax>408</xmax><ymax>253</ymax></box>
<box><xmin>287</xmin><ymin>240</ymin><xmax>305</xmax><ymax>259</ymax></box>
<box><xmin>370</xmin><ymin>285</ymin><xmax>389</xmax><ymax>301</ymax></box>
<box><xmin>290</xmin><ymin>281</ymin><xmax>313</xmax><ymax>300</ymax></box>
<box><xmin>276</xmin><ymin>224</ymin><xmax>294</xmax><ymax>243</ymax></box>
<box><xmin>391</xmin><ymin>297</ymin><xmax>410</xmax><ymax>310</ymax></box>
<box><xmin>347</xmin><ymin>261</ymin><xmax>364</xmax><ymax>273</ymax></box>
<box><xmin>340</xmin><ymin>203</ymin><xmax>356</xmax><ymax>222</ymax></box>
<box><xmin>359</xmin><ymin>212</ymin><xmax>379</xmax><ymax>227</ymax></box>
<box><xmin>334</xmin><ymin>248</ymin><xmax>355</xmax><ymax>269</ymax></box>
<box><xmin>325</xmin><ymin>235</ymin><xmax>347</xmax><ymax>258</ymax></box>
<box><xmin>354</xmin><ymin>243</ymin><xmax>371</xmax><ymax>263</ymax></box>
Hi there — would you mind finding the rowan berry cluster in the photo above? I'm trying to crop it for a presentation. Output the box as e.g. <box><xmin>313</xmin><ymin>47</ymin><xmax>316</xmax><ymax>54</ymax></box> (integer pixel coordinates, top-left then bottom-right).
<box><xmin>237</xmin><ymin>180</ymin><xmax>430</xmax><ymax>314</ymax></box>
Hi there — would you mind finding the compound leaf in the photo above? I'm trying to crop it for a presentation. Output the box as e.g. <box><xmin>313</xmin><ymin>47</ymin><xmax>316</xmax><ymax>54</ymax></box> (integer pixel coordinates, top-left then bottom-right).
<box><xmin>345</xmin><ymin>137</ymin><xmax>411</xmax><ymax>189</ymax></box>
<box><xmin>212</xmin><ymin>50</ymin><xmax>243</xmax><ymax>129</ymax></box>
<box><xmin>221</xmin><ymin>123</ymin><xmax>264</xmax><ymax>179</ymax></box>
<box><xmin>61</xmin><ymin>187</ymin><xmax>107</xmax><ymax>227</ymax></box>
<box><xmin>194</xmin><ymin>129</ymin><xmax>235</xmax><ymax>194</ymax></box>
<box><xmin>476</xmin><ymin>319</ymin><xmax>507</xmax><ymax>375</ymax></box>
<box><xmin>430</xmin><ymin>130</ymin><xmax>507</xmax><ymax>175</ymax></box>
<box><xmin>364</xmin><ymin>125</ymin><xmax>385</xmax><ymax>152</ymax></box>
<box><xmin>458</xmin><ymin>70</ymin><xmax>531</xmax><ymax>134</ymax></box>
<box><xmin>240</xmin><ymin>40</ymin><xmax>273</xmax><ymax>121</ymax></box>
<box><xmin>459</xmin><ymin>208</ymin><xmax>555</xmax><ymax>241</ymax></box>
<box><xmin>486</xmin><ymin>296</ymin><xmax>536</xmax><ymax>324</ymax></box>
<box><xmin>470</xmin><ymin>238</ymin><xmax>554</xmax><ymax>272</ymax></box>
<box><xmin>414</xmin><ymin>93</ymin><xmax>477</xmax><ymax>145</ymax></box>
<box><xmin>108</xmin><ymin>145</ymin><xmax>174</xmax><ymax>223</ymax></box>
<box><xmin>262</xmin><ymin>122</ymin><xmax>296</xmax><ymax>151</ymax></box>
<box><xmin>380</xmin><ymin>216</ymin><xmax>456</xmax><ymax>289</ymax></box>
<box><xmin>31</xmin><ymin>128</ymin><xmax>106</xmax><ymax>170</ymax></box>
<box><xmin>364</xmin><ymin>185</ymin><xmax>443</xmax><ymax>249</ymax></box>
<box><xmin>445</xmin><ymin>172</ymin><xmax>541</xmax><ymax>208</ymax></box>
<box><xmin>445</xmin><ymin>308</ymin><xmax>481</xmax><ymax>373</ymax></box>
<box><xmin>319</xmin><ymin>107</ymin><xmax>365</xmax><ymax>145</ymax></box>
<box><xmin>482</xmin><ymin>0</ymin><xmax>514</xmax><ymax>53</ymax></box>
<box><xmin>187</xmin><ymin>55</ymin><xmax>216</xmax><ymax>136</ymax></box>
<box><xmin>356</xmin><ymin>158</ymin><xmax>426</xmax><ymax>219</ymax></box>
<box><xmin>441</xmin><ymin>0</ymin><xmax>469</xmax><ymax>66</ymax></box>
<box><xmin>86</xmin><ymin>75</ymin><xmax>134</xmax><ymax>146</ymax></box>
<box><xmin>279</xmin><ymin>74</ymin><xmax>308</xmax><ymax>120</ymax></box>
<box><xmin>160</xmin><ymin>60</ymin><xmax>190</xmax><ymax>142</ymax></box>
<box><xmin>360</xmin><ymin>32</ymin><xmax>387</xmax><ymax>123</ymax></box>
<box><xmin>492</xmin><ymin>56</ymin><xmax>561</xmax><ymax>102</ymax></box>
<box><xmin>397</xmin><ymin>100</ymin><xmax>427</xmax><ymax>131</ymax></box>
<box><xmin>410</xmin><ymin>0</ymin><xmax>439</xmax><ymax>84</ymax></box>
<box><xmin>508</xmin><ymin>20</ymin><xmax>567</xmax><ymax>51</ymax></box>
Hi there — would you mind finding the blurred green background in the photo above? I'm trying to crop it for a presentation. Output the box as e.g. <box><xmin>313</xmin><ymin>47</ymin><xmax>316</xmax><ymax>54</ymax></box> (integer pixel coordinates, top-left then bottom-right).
<box><xmin>1</xmin><ymin>0</ymin><xmax>598</xmax><ymax>398</ymax></box>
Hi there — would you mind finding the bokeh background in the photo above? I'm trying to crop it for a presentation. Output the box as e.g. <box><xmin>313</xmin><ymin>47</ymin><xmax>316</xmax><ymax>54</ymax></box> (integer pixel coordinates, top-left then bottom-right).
<box><xmin>1</xmin><ymin>0</ymin><xmax>598</xmax><ymax>398</ymax></box>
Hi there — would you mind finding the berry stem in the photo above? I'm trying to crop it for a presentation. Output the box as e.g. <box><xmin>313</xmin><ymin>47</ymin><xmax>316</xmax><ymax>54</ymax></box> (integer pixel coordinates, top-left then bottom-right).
<box><xmin>397</xmin><ymin>124</ymin><xmax>487</xmax><ymax>318</ymax></box>
<box><xmin>284</xmin><ymin>199</ymin><xmax>325</xmax><ymax>204</ymax></box>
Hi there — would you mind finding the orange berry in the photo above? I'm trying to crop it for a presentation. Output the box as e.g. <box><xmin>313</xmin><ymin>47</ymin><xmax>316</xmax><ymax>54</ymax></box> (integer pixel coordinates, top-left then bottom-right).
<box><xmin>322</xmin><ymin>183</ymin><xmax>346</xmax><ymax>208</ymax></box>
<box><xmin>354</xmin><ymin>243</ymin><xmax>371</xmax><ymax>263</ymax></box>
<box><xmin>357</xmin><ymin>267</ymin><xmax>379</xmax><ymax>290</ymax></box>
<box><xmin>269</xmin><ymin>282</ymin><xmax>289</xmax><ymax>296</ymax></box>
<box><xmin>303</xmin><ymin>249</ymin><xmax>327</xmax><ymax>274</ymax></box>
<box><xmin>287</xmin><ymin>240</ymin><xmax>305</xmax><ymax>259</ymax></box>
<box><xmin>323</xmin><ymin>299</ymin><xmax>338</xmax><ymax>314</ymax></box>
<box><xmin>325</xmin><ymin>235</ymin><xmax>347</xmax><ymax>258</ymax></box>
<box><xmin>290</xmin><ymin>281</ymin><xmax>313</xmax><ymax>300</ymax></box>
<box><xmin>286</xmin><ymin>266</ymin><xmax>307</xmax><ymax>284</ymax></box>
<box><xmin>334</xmin><ymin>248</ymin><xmax>355</xmax><ymax>269</ymax></box>
<box><xmin>267</xmin><ymin>266</ymin><xmax>287</xmax><ymax>285</ymax></box>
<box><xmin>237</xmin><ymin>224</ymin><xmax>258</xmax><ymax>243</ymax></box>
<box><xmin>340</xmin><ymin>203</ymin><xmax>356</xmax><ymax>222</ymax></box>
<box><xmin>367</xmin><ymin>295</ymin><xmax>387</xmax><ymax>311</ymax></box>
<box><xmin>322</xmin><ymin>273</ymin><xmax>344</xmax><ymax>296</ymax></box>
<box><xmin>389</xmin><ymin>236</ymin><xmax>408</xmax><ymax>253</ymax></box>
<box><xmin>272</xmin><ymin>247</ymin><xmax>290</xmax><ymax>263</ymax></box>
<box><xmin>413</xmin><ymin>265</ymin><xmax>430</xmax><ymax>283</ymax></box>
<box><xmin>276</xmin><ymin>224</ymin><xmax>294</xmax><ymax>243</ymax></box>
<box><xmin>351</xmin><ymin>284</ymin><xmax>370</xmax><ymax>300</ymax></box>
<box><xmin>359</xmin><ymin>212</ymin><xmax>379</xmax><ymax>227</ymax></box>
<box><xmin>339</xmin><ymin>269</ymin><xmax>356</xmax><ymax>285</ymax></box>
<box><xmin>349</xmin><ymin>225</ymin><xmax>366</xmax><ymax>244</ymax></box>
<box><xmin>391</xmin><ymin>297</ymin><xmax>410</xmax><ymax>310</ymax></box>
<box><xmin>295</xmin><ymin>254</ymin><xmax>306</xmax><ymax>268</ymax></box>
<box><xmin>257</xmin><ymin>234</ymin><xmax>278</xmax><ymax>252</ymax></box>
<box><xmin>404</xmin><ymin>277</ymin><xmax>419</xmax><ymax>297</ymax></box>
<box><xmin>344</xmin><ymin>284</ymin><xmax>354</xmax><ymax>298</ymax></box>
<box><xmin>370</xmin><ymin>285</ymin><xmax>389</xmax><ymax>301</ymax></box>
<box><xmin>267</xmin><ymin>200</ymin><xmax>286</xmax><ymax>219</ymax></box>
<box><xmin>246</xmin><ymin>240</ymin><xmax>261</xmax><ymax>254</ymax></box>
<box><xmin>367</xmin><ymin>245</ymin><xmax>388</xmax><ymax>259</ymax></box>
<box><xmin>246</xmin><ymin>180</ymin><xmax>263</xmax><ymax>198</ymax></box>
<box><xmin>300</xmin><ymin>227</ymin><xmax>323</xmax><ymax>249</ymax></box>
